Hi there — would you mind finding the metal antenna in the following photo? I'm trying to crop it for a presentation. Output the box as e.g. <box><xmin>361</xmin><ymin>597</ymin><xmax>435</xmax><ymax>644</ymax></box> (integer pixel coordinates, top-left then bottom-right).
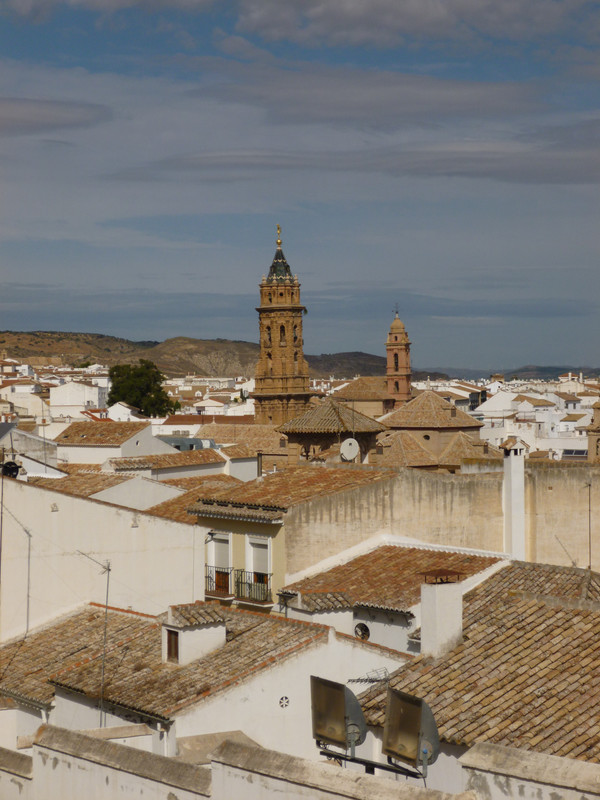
<box><xmin>77</xmin><ymin>551</ymin><xmax>111</xmax><ymax>727</ymax></box>
<box><xmin>554</xmin><ymin>535</ymin><xmax>576</xmax><ymax>568</ymax></box>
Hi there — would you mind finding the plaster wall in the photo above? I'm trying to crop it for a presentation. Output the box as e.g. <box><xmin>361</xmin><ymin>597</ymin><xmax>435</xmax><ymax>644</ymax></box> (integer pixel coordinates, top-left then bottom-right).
<box><xmin>284</xmin><ymin>469</ymin><xmax>504</xmax><ymax>576</ymax></box>
<box><xmin>0</xmin><ymin>749</ymin><xmax>31</xmax><ymax>800</ymax></box>
<box><xmin>173</xmin><ymin>633</ymin><xmax>406</xmax><ymax>761</ymax></box>
<box><xmin>0</xmin><ymin>479</ymin><xmax>204</xmax><ymax>642</ymax></box>
<box><xmin>32</xmin><ymin>746</ymin><xmax>202</xmax><ymax>800</ymax></box>
<box><xmin>285</xmin><ymin>464</ymin><xmax>600</xmax><ymax>576</ymax></box>
<box><xmin>227</xmin><ymin>458</ymin><xmax>258</xmax><ymax>482</ymax></box>
<box><xmin>92</xmin><ymin>476</ymin><xmax>182</xmax><ymax>510</ymax></box>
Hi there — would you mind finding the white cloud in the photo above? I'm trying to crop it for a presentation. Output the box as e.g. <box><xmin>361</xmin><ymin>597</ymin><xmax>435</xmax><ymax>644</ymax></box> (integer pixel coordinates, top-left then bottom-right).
<box><xmin>0</xmin><ymin>97</ymin><xmax>111</xmax><ymax>135</ymax></box>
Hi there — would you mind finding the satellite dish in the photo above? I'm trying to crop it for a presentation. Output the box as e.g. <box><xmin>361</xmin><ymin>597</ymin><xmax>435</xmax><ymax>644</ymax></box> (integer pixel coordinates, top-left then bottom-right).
<box><xmin>2</xmin><ymin>461</ymin><xmax>19</xmax><ymax>479</ymax></box>
<box><xmin>382</xmin><ymin>687</ymin><xmax>440</xmax><ymax>770</ymax></box>
<box><xmin>340</xmin><ymin>438</ymin><xmax>360</xmax><ymax>462</ymax></box>
<box><xmin>310</xmin><ymin>675</ymin><xmax>367</xmax><ymax>753</ymax></box>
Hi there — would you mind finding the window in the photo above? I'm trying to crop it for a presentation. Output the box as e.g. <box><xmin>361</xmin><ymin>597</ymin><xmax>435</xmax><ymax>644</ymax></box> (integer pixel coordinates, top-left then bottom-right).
<box><xmin>166</xmin><ymin>629</ymin><xmax>179</xmax><ymax>663</ymax></box>
<box><xmin>394</xmin><ymin>353</ymin><xmax>399</xmax><ymax>371</ymax></box>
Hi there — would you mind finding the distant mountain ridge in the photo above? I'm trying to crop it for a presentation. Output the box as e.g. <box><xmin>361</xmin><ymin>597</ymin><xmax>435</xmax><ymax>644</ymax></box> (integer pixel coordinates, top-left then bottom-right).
<box><xmin>0</xmin><ymin>331</ymin><xmax>596</xmax><ymax>380</ymax></box>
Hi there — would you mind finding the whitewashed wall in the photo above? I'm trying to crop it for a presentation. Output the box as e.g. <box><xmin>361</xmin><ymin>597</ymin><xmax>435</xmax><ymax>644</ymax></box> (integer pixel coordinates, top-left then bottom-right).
<box><xmin>0</xmin><ymin>479</ymin><xmax>204</xmax><ymax>642</ymax></box>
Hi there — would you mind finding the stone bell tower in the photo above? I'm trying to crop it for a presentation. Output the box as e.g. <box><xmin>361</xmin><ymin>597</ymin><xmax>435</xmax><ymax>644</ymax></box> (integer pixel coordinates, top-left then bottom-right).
<box><xmin>386</xmin><ymin>310</ymin><xmax>412</xmax><ymax>407</ymax></box>
<box><xmin>253</xmin><ymin>226</ymin><xmax>312</xmax><ymax>425</ymax></box>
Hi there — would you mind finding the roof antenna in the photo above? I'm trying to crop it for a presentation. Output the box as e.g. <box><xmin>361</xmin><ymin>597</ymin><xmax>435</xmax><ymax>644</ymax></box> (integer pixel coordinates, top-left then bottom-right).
<box><xmin>553</xmin><ymin>535</ymin><xmax>576</xmax><ymax>568</ymax></box>
<box><xmin>77</xmin><ymin>550</ymin><xmax>111</xmax><ymax>727</ymax></box>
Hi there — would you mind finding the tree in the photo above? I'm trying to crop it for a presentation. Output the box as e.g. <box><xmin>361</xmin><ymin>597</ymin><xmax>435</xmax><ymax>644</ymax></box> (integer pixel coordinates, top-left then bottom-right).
<box><xmin>108</xmin><ymin>360</ymin><xmax>177</xmax><ymax>417</ymax></box>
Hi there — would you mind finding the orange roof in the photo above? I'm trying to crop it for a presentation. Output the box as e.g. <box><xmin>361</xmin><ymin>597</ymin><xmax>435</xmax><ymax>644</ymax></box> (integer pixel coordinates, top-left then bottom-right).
<box><xmin>278</xmin><ymin>398</ymin><xmax>385</xmax><ymax>435</ymax></box>
<box><xmin>381</xmin><ymin>391</ymin><xmax>482</xmax><ymax>430</ymax></box>
<box><xmin>55</xmin><ymin>421</ymin><xmax>149</xmax><ymax>446</ymax></box>
<box><xmin>108</xmin><ymin>449</ymin><xmax>225</xmax><ymax>472</ymax></box>
<box><xmin>334</xmin><ymin>376</ymin><xmax>392</xmax><ymax>402</ymax></box>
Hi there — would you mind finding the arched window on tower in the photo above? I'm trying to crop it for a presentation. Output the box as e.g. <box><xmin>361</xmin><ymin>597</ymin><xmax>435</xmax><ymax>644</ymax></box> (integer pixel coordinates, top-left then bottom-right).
<box><xmin>268</xmin><ymin>293</ymin><xmax>272</xmax><ymax>304</ymax></box>
<box><xmin>293</xmin><ymin>325</ymin><xmax>298</xmax><ymax>344</ymax></box>
<box><xmin>294</xmin><ymin>351</ymin><xmax>298</xmax><ymax>374</ymax></box>
<box><xmin>279</xmin><ymin>325</ymin><xmax>286</xmax><ymax>346</ymax></box>
<box><xmin>394</xmin><ymin>381</ymin><xmax>399</xmax><ymax>393</ymax></box>
<box><xmin>394</xmin><ymin>353</ymin><xmax>399</xmax><ymax>371</ymax></box>
<box><xmin>267</xmin><ymin>352</ymin><xmax>273</xmax><ymax>375</ymax></box>
<box><xmin>265</xmin><ymin>326</ymin><xmax>272</xmax><ymax>346</ymax></box>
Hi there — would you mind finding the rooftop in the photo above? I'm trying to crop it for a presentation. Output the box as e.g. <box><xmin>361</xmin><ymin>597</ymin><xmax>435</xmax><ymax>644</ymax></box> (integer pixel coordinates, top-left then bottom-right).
<box><xmin>281</xmin><ymin>545</ymin><xmax>501</xmax><ymax>613</ymax></box>
<box><xmin>188</xmin><ymin>465</ymin><xmax>396</xmax><ymax>521</ymax></box>
<box><xmin>360</xmin><ymin>561</ymin><xmax>600</xmax><ymax>762</ymax></box>
<box><xmin>51</xmin><ymin>604</ymin><xmax>330</xmax><ymax>721</ymax></box>
<box><xmin>28</xmin><ymin>472</ymin><xmax>132</xmax><ymax>498</ymax></box>
<box><xmin>278</xmin><ymin>398</ymin><xmax>386</xmax><ymax>435</ymax></box>
<box><xmin>375</xmin><ymin>431</ymin><xmax>438</xmax><ymax>468</ymax></box>
<box><xmin>55</xmin><ymin>421</ymin><xmax>149</xmax><ymax>447</ymax></box>
<box><xmin>333</xmin><ymin>376</ymin><xmax>392</xmax><ymax>402</ymax></box>
<box><xmin>380</xmin><ymin>391</ymin><xmax>482</xmax><ymax>430</ymax></box>
<box><xmin>107</xmin><ymin>449</ymin><xmax>226</xmax><ymax>472</ymax></box>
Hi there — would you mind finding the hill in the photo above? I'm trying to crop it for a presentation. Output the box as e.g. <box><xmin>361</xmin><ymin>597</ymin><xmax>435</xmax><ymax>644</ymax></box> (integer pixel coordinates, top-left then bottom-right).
<box><xmin>0</xmin><ymin>331</ymin><xmax>392</xmax><ymax>379</ymax></box>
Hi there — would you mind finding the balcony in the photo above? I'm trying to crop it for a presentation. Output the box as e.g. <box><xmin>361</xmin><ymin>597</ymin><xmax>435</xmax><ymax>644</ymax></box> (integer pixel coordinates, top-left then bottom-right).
<box><xmin>234</xmin><ymin>569</ymin><xmax>273</xmax><ymax>604</ymax></box>
<box><xmin>205</xmin><ymin>565</ymin><xmax>234</xmax><ymax>597</ymax></box>
<box><xmin>205</xmin><ymin>566</ymin><xmax>273</xmax><ymax>604</ymax></box>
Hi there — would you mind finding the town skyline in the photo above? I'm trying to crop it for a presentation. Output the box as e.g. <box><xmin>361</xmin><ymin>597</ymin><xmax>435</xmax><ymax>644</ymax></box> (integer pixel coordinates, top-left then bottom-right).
<box><xmin>0</xmin><ymin>1</ymin><xmax>598</xmax><ymax>369</ymax></box>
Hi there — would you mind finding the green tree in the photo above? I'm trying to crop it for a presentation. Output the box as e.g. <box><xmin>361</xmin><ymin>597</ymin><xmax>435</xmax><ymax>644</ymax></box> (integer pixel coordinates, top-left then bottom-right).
<box><xmin>108</xmin><ymin>360</ymin><xmax>176</xmax><ymax>417</ymax></box>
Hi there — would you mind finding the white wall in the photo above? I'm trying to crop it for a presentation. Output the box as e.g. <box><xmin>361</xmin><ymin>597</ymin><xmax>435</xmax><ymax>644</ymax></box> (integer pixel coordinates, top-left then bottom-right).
<box><xmin>0</xmin><ymin>479</ymin><xmax>205</xmax><ymax>642</ymax></box>
<box><xmin>91</xmin><ymin>476</ymin><xmax>182</xmax><ymax>510</ymax></box>
<box><xmin>173</xmin><ymin>631</ymin><xmax>406</xmax><ymax>762</ymax></box>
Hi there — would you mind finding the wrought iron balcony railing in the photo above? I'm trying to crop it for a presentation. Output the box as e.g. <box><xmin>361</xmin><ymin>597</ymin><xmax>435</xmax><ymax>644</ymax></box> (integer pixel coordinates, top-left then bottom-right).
<box><xmin>234</xmin><ymin>569</ymin><xmax>273</xmax><ymax>604</ymax></box>
<box><xmin>205</xmin><ymin>565</ymin><xmax>234</xmax><ymax>596</ymax></box>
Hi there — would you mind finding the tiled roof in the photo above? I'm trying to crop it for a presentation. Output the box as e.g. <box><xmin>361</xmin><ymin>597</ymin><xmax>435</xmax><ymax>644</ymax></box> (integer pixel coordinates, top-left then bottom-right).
<box><xmin>278</xmin><ymin>399</ymin><xmax>385</xmax><ymax>435</ymax></box>
<box><xmin>147</xmin><ymin>479</ymin><xmax>239</xmax><ymax>525</ymax></box>
<box><xmin>193</xmin><ymin>423</ymin><xmax>285</xmax><ymax>454</ymax></box>
<box><xmin>55</xmin><ymin>421</ymin><xmax>149</xmax><ymax>446</ymax></box>
<box><xmin>107</xmin><ymin>449</ymin><xmax>226</xmax><ymax>472</ymax></box>
<box><xmin>58</xmin><ymin>463</ymin><xmax>103</xmax><ymax>474</ymax></box>
<box><xmin>555</xmin><ymin>392</ymin><xmax>580</xmax><ymax>403</ymax></box>
<box><xmin>161</xmin><ymin>415</ymin><xmax>206</xmax><ymax>426</ymax></box>
<box><xmin>28</xmin><ymin>473</ymin><xmax>132</xmax><ymax>497</ymax></box>
<box><xmin>282</xmin><ymin>545</ymin><xmax>501</xmax><ymax>612</ymax></box>
<box><xmin>165</xmin><ymin>601</ymin><xmax>226</xmax><ymax>627</ymax></box>
<box><xmin>380</xmin><ymin>391</ymin><xmax>482</xmax><ymax>430</ymax></box>
<box><xmin>561</xmin><ymin>413</ymin><xmax>586</xmax><ymax>422</ymax></box>
<box><xmin>375</xmin><ymin>431</ymin><xmax>438</xmax><ymax>468</ymax></box>
<box><xmin>360</xmin><ymin>561</ymin><xmax>600</xmax><ymax>761</ymax></box>
<box><xmin>51</xmin><ymin>605</ymin><xmax>329</xmax><ymax>720</ymax></box>
<box><xmin>188</xmin><ymin>465</ymin><xmax>396</xmax><ymax>519</ymax></box>
<box><xmin>333</xmin><ymin>376</ymin><xmax>392</xmax><ymax>402</ymax></box>
<box><xmin>161</xmin><ymin>474</ymin><xmax>241</xmax><ymax>491</ymax></box>
<box><xmin>438</xmin><ymin>432</ymin><xmax>503</xmax><ymax>466</ymax></box>
<box><xmin>0</xmin><ymin>606</ymin><xmax>157</xmax><ymax>708</ymax></box>
<box><xmin>513</xmin><ymin>394</ymin><xmax>554</xmax><ymax>407</ymax></box>
<box><xmin>220</xmin><ymin>444</ymin><xmax>256</xmax><ymax>460</ymax></box>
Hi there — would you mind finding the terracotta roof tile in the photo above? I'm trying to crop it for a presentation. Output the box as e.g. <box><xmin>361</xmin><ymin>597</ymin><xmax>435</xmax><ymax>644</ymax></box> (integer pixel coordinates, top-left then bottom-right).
<box><xmin>147</xmin><ymin>479</ymin><xmax>239</xmax><ymax>525</ymax></box>
<box><xmin>375</xmin><ymin>431</ymin><xmax>438</xmax><ymax>468</ymax></box>
<box><xmin>333</xmin><ymin>376</ymin><xmax>392</xmax><ymax>401</ymax></box>
<box><xmin>55</xmin><ymin>421</ymin><xmax>149</xmax><ymax>446</ymax></box>
<box><xmin>193</xmin><ymin>423</ymin><xmax>285</xmax><ymax>455</ymax></box>
<box><xmin>188</xmin><ymin>465</ymin><xmax>396</xmax><ymax>519</ymax></box>
<box><xmin>28</xmin><ymin>473</ymin><xmax>132</xmax><ymax>497</ymax></box>
<box><xmin>438</xmin><ymin>432</ymin><xmax>503</xmax><ymax>466</ymax></box>
<box><xmin>50</xmin><ymin>605</ymin><xmax>330</xmax><ymax>720</ymax></box>
<box><xmin>360</xmin><ymin>561</ymin><xmax>600</xmax><ymax>761</ymax></box>
<box><xmin>278</xmin><ymin>399</ymin><xmax>385</xmax><ymax>435</ymax></box>
<box><xmin>283</xmin><ymin>545</ymin><xmax>500</xmax><ymax>612</ymax></box>
<box><xmin>108</xmin><ymin>449</ymin><xmax>225</xmax><ymax>472</ymax></box>
<box><xmin>380</xmin><ymin>391</ymin><xmax>482</xmax><ymax>430</ymax></box>
<box><xmin>0</xmin><ymin>607</ymin><xmax>157</xmax><ymax>708</ymax></box>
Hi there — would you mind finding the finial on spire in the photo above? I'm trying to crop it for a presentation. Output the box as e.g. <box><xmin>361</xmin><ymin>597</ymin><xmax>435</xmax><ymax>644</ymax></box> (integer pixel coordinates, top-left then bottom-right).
<box><xmin>394</xmin><ymin>303</ymin><xmax>399</xmax><ymax>318</ymax></box>
<box><xmin>276</xmin><ymin>224</ymin><xmax>282</xmax><ymax>248</ymax></box>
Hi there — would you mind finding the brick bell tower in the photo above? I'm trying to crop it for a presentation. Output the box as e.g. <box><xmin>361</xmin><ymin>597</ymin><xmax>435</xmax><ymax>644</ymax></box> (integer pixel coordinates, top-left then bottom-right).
<box><xmin>386</xmin><ymin>309</ymin><xmax>412</xmax><ymax>407</ymax></box>
<box><xmin>253</xmin><ymin>226</ymin><xmax>312</xmax><ymax>425</ymax></box>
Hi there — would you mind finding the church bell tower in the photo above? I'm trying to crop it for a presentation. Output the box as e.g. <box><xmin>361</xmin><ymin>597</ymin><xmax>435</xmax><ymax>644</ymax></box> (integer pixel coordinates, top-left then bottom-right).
<box><xmin>253</xmin><ymin>226</ymin><xmax>312</xmax><ymax>425</ymax></box>
<box><xmin>386</xmin><ymin>310</ymin><xmax>412</xmax><ymax>407</ymax></box>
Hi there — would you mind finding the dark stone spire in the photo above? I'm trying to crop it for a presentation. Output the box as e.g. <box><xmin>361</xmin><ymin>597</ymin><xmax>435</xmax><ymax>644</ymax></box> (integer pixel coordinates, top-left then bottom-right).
<box><xmin>267</xmin><ymin>224</ymin><xmax>293</xmax><ymax>282</ymax></box>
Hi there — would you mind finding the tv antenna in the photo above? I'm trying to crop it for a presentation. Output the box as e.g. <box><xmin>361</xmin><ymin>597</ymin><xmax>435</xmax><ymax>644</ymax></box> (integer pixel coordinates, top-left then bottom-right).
<box><xmin>77</xmin><ymin>551</ymin><xmax>111</xmax><ymax>727</ymax></box>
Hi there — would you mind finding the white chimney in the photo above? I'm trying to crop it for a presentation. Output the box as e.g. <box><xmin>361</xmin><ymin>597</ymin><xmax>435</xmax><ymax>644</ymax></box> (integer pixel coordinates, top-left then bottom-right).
<box><xmin>420</xmin><ymin>582</ymin><xmax>463</xmax><ymax>658</ymax></box>
<box><xmin>503</xmin><ymin>443</ymin><xmax>526</xmax><ymax>559</ymax></box>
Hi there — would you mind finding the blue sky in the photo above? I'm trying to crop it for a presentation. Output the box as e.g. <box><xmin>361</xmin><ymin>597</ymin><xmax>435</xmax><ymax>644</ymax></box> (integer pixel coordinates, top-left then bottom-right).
<box><xmin>0</xmin><ymin>0</ymin><xmax>598</xmax><ymax>371</ymax></box>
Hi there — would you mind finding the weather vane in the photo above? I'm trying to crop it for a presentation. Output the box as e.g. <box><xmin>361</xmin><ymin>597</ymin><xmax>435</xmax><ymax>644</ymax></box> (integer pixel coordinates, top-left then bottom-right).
<box><xmin>276</xmin><ymin>223</ymin><xmax>282</xmax><ymax>247</ymax></box>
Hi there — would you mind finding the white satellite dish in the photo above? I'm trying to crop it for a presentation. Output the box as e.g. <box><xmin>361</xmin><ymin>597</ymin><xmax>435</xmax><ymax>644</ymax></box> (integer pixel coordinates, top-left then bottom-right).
<box><xmin>340</xmin><ymin>438</ymin><xmax>360</xmax><ymax>462</ymax></box>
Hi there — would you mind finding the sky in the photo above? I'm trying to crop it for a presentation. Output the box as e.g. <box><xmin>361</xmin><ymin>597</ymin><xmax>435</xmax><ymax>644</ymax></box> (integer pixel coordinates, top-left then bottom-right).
<box><xmin>0</xmin><ymin>0</ymin><xmax>598</xmax><ymax>371</ymax></box>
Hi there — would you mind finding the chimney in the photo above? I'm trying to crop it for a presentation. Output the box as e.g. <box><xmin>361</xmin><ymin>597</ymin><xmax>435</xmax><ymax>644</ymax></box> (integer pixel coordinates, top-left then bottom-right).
<box><xmin>420</xmin><ymin>581</ymin><xmax>463</xmax><ymax>658</ymax></box>
<box><xmin>450</xmin><ymin>406</ymin><xmax>457</xmax><ymax>417</ymax></box>
<box><xmin>503</xmin><ymin>442</ymin><xmax>526</xmax><ymax>560</ymax></box>
<box><xmin>257</xmin><ymin>450</ymin><xmax>263</xmax><ymax>477</ymax></box>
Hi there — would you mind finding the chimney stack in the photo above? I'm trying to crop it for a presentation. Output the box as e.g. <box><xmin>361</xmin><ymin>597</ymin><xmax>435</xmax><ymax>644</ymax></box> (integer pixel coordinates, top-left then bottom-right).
<box><xmin>420</xmin><ymin>581</ymin><xmax>463</xmax><ymax>658</ymax></box>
